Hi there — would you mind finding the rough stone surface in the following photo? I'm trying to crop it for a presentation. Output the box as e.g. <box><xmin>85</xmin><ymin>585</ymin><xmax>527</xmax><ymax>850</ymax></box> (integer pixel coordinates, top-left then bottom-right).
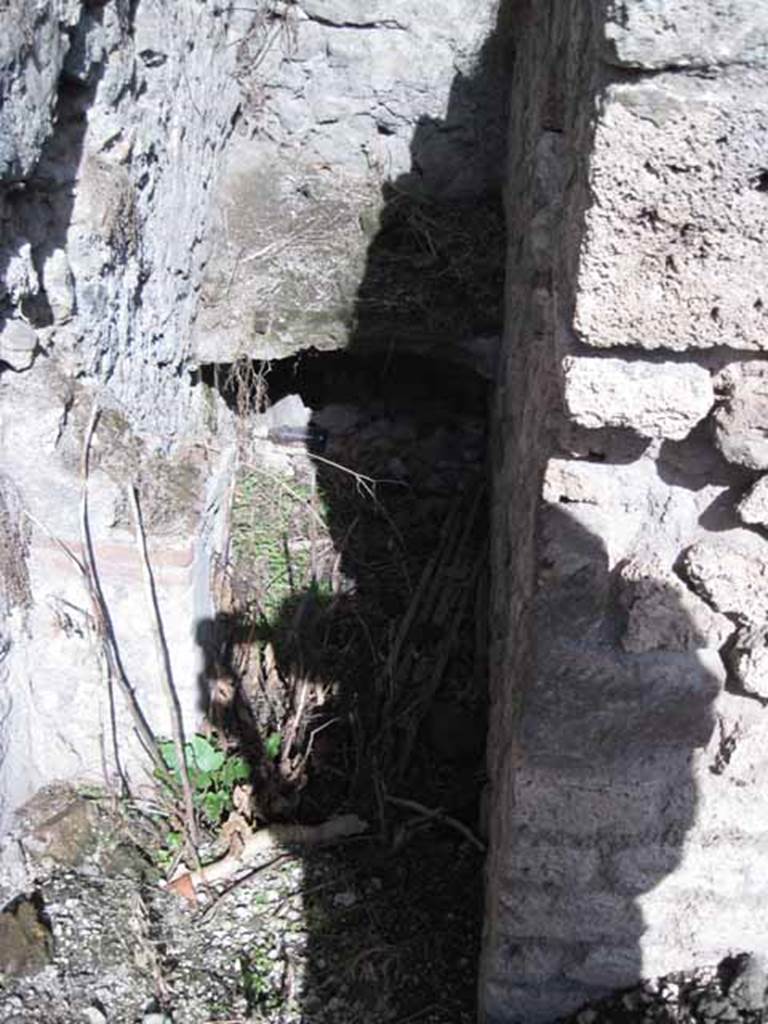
<box><xmin>563</xmin><ymin>356</ymin><xmax>714</xmax><ymax>439</ymax></box>
<box><xmin>192</xmin><ymin>0</ymin><xmax>509</xmax><ymax>364</ymax></box>
<box><xmin>0</xmin><ymin>0</ymin><xmax>507</xmax><ymax>833</ymax></box>
<box><xmin>737</xmin><ymin>475</ymin><xmax>768</xmax><ymax>526</ymax></box>
<box><xmin>4</xmin><ymin>0</ymin><xmax>768</xmax><ymax>1020</ymax></box>
<box><xmin>0</xmin><ymin>0</ymin><xmax>248</xmax><ymax>823</ymax></box>
<box><xmin>0</xmin><ymin>0</ymin><xmax>83</xmax><ymax>180</ymax></box>
<box><xmin>727</xmin><ymin>627</ymin><xmax>768</xmax><ymax>701</ymax></box>
<box><xmin>714</xmin><ymin>362</ymin><xmax>768</xmax><ymax>470</ymax></box>
<box><xmin>0</xmin><ymin>0</ymin><xmax>505</xmax><ymax>833</ymax></box>
<box><xmin>682</xmin><ymin>537</ymin><xmax>768</xmax><ymax>626</ymax></box>
<box><xmin>483</xmin><ymin>2</ymin><xmax>768</xmax><ymax>1022</ymax></box>
<box><xmin>619</xmin><ymin>558</ymin><xmax>734</xmax><ymax>654</ymax></box>
<box><xmin>0</xmin><ymin>896</ymin><xmax>53</xmax><ymax>978</ymax></box>
<box><xmin>0</xmin><ymin>363</ymin><xmax>237</xmax><ymax>820</ymax></box>
<box><xmin>574</xmin><ymin>70</ymin><xmax>768</xmax><ymax>352</ymax></box>
<box><xmin>0</xmin><ymin>319</ymin><xmax>37</xmax><ymax>371</ymax></box>
<box><xmin>0</xmin><ymin>0</ymin><xmax>256</xmax><ymax>432</ymax></box>
<box><xmin>603</xmin><ymin>0</ymin><xmax>768</xmax><ymax>69</ymax></box>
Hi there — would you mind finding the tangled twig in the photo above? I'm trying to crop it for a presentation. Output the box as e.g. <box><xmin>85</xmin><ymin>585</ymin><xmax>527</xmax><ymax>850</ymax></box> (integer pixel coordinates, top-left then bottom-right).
<box><xmin>129</xmin><ymin>484</ymin><xmax>199</xmax><ymax>848</ymax></box>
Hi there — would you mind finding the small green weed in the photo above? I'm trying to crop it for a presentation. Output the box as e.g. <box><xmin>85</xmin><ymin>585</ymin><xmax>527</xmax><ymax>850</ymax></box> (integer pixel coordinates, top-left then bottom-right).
<box><xmin>154</xmin><ymin>734</ymin><xmax>249</xmax><ymax>866</ymax></box>
<box><xmin>231</xmin><ymin>470</ymin><xmax>322</xmax><ymax>625</ymax></box>
<box><xmin>264</xmin><ymin>731</ymin><xmax>282</xmax><ymax>761</ymax></box>
<box><xmin>240</xmin><ymin>948</ymin><xmax>280</xmax><ymax>1015</ymax></box>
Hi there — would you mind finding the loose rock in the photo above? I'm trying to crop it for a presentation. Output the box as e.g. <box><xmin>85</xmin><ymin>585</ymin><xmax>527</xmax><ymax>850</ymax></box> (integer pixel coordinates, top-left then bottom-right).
<box><xmin>714</xmin><ymin>363</ymin><xmax>768</xmax><ymax>470</ymax></box>
<box><xmin>737</xmin><ymin>475</ymin><xmax>768</xmax><ymax>526</ymax></box>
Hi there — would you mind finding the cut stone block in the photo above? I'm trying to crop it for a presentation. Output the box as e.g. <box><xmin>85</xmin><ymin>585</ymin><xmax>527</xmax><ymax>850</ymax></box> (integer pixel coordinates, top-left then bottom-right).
<box><xmin>604</xmin><ymin>0</ymin><xmax>768</xmax><ymax>70</ymax></box>
<box><xmin>575</xmin><ymin>71</ymin><xmax>768</xmax><ymax>351</ymax></box>
<box><xmin>563</xmin><ymin>356</ymin><xmax>713</xmax><ymax>439</ymax></box>
<box><xmin>714</xmin><ymin>362</ymin><xmax>768</xmax><ymax>470</ymax></box>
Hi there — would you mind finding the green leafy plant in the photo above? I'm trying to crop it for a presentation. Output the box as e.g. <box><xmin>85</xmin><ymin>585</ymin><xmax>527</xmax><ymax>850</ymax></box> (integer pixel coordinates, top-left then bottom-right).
<box><xmin>264</xmin><ymin>731</ymin><xmax>282</xmax><ymax>762</ymax></box>
<box><xmin>240</xmin><ymin>949</ymin><xmax>280</xmax><ymax>1015</ymax></box>
<box><xmin>157</xmin><ymin>733</ymin><xmax>250</xmax><ymax>827</ymax></box>
<box><xmin>154</xmin><ymin>828</ymin><xmax>183</xmax><ymax>871</ymax></box>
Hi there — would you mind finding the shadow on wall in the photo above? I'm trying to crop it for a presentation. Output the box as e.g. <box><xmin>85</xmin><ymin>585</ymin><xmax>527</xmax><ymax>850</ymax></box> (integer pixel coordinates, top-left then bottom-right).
<box><xmin>481</xmin><ymin>0</ymin><xmax>723</xmax><ymax>1018</ymax></box>
<box><xmin>197</xmin><ymin>0</ymin><xmax>718</xmax><ymax>1019</ymax></box>
<box><xmin>499</xmin><ymin>501</ymin><xmax>719</xmax><ymax>1020</ymax></box>
<box><xmin>196</xmin><ymin>0</ymin><xmax>718</xmax><ymax>1018</ymax></box>
<box><xmin>194</xmin><ymin>3</ymin><xmax>516</xmax><ymax>1021</ymax></box>
<box><xmin>346</xmin><ymin>4</ymin><xmax>513</xmax><ymax>356</ymax></box>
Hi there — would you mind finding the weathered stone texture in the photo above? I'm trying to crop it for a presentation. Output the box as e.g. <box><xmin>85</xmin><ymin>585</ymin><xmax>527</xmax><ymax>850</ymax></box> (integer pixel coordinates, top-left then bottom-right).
<box><xmin>562</xmin><ymin>356</ymin><xmax>714</xmax><ymax>439</ymax></box>
<box><xmin>0</xmin><ymin>0</ymin><xmax>255</xmax><ymax>432</ymax></box>
<box><xmin>575</xmin><ymin>70</ymin><xmax>768</xmax><ymax>352</ymax></box>
<box><xmin>0</xmin><ymin>363</ymin><xmax>233</xmax><ymax>821</ymax></box>
<box><xmin>682</xmin><ymin>537</ymin><xmax>768</xmax><ymax>625</ymax></box>
<box><xmin>0</xmin><ymin>0</ymin><xmax>507</xmax><ymax>836</ymax></box>
<box><xmin>0</xmin><ymin>0</ymin><xmax>248</xmax><ymax>822</ymax></box>
<box><xmin>727</xmin><ymin>628</ymin><xmax>768</xmax><ymax>701</ymax></box>
<box><xmin>603</xmin><ymin>0</ymin><xmax>768</xmax><ymax>70</ymax></box>
<box><xmin>0</xmin><ymin>0</ymin><xmax>83</xmax><ymax>180</ymax></box>
<box><xmin>714</xmin><ymin>362</ymin><xmax>768</xmax><ymax>469</ymax></box>
<box><xmin>737</xmin><ymin>475</ymin><xmax>768</xmax><ymax>526</ymax></box>
<box><xmin>193</xmin><ymin>0</ymin><xmax>508</xmax><ymax>364</ymax></box>
<box><xmin>619</xmin><ymin>558</ymin><xmax>733</xmax><ymax>654</ymax></box>
<box><xmin>483</xmin><ymin>1</ymin><xmax>768</xmax><ymax>1021</ymax></box>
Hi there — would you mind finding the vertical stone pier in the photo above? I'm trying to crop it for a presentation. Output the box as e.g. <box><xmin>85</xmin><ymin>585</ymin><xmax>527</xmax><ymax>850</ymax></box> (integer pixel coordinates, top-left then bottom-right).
<box><xmin>482</xmin><ymin>2</ymin><xmax>768</xmax><ymax>1020</ymax></box>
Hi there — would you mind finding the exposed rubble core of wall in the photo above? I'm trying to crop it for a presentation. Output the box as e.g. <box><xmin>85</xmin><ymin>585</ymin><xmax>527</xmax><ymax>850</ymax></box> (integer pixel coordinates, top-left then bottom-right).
<box><xmin>482</xmin><ymin>1</ymin><xmax>768</xmax><ymax>1021</ymax></box>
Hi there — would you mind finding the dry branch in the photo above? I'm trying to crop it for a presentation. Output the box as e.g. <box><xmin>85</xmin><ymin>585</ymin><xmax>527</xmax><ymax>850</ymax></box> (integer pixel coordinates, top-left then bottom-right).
<box><xmin>76</xmin><ymin>406</ymin><xmax>163</xmax><ymax>771</ymax></box>
<box><xmin>128</xmin><ymin>484</ymin><xmax>199</xmax><ymax>848</ymax></box>
<box><xmin>385</xmin><ymin>795</ymin><xmax>485</xmax><ymax>852</ymax></box>
<box><xmin>167</xmin><ymin>814</ymin><xmax>368</xmax><ymax>900</ymax></box>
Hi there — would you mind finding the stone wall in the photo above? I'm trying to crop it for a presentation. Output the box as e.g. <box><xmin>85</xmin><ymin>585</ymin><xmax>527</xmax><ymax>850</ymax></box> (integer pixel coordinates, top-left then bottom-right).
<box><xmin>0</xmin><ymin>0</ymin><xmax>508</xmax><ymax>824</ymax></box>
<box><xmin>5</xmin><ymin>0</ymin><xmax>767</xmax><ymax>1015</ymax></box>
<box><xmin>482</xmin><ymin>1</ymin><xmax>768</xmax><ymax>1021</ymax></box>
<box><xmin>0</xmin><ymin>0</ymin><xmax>251</xmax><ymax>823</ymax></box>
<box><xmin>191</xmin><ymin>0</ymin><xmax>509</xmax><ymax>367</ymax></box>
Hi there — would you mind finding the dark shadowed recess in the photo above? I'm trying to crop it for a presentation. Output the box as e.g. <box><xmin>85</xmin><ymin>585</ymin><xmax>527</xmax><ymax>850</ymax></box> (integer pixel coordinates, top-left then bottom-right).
<box><xmin>194</xmin><ymin>3</ymin><xmax>517</xmax><ymax>1020</ymax></box>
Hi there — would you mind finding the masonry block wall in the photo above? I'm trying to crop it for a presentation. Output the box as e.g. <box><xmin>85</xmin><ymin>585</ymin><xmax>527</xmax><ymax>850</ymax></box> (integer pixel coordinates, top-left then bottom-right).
<box><xmin>482</xmin><ymin>2</ymin><xmax>768</xmax><ymax>1020</ymax></box>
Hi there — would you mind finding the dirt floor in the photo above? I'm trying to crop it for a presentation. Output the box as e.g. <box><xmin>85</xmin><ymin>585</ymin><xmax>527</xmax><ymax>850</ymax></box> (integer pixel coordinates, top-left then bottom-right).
<box><xmin>191</xmin><ymin>349</ymin><xmax>490</xmax><ymax>1021</ymax></box>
